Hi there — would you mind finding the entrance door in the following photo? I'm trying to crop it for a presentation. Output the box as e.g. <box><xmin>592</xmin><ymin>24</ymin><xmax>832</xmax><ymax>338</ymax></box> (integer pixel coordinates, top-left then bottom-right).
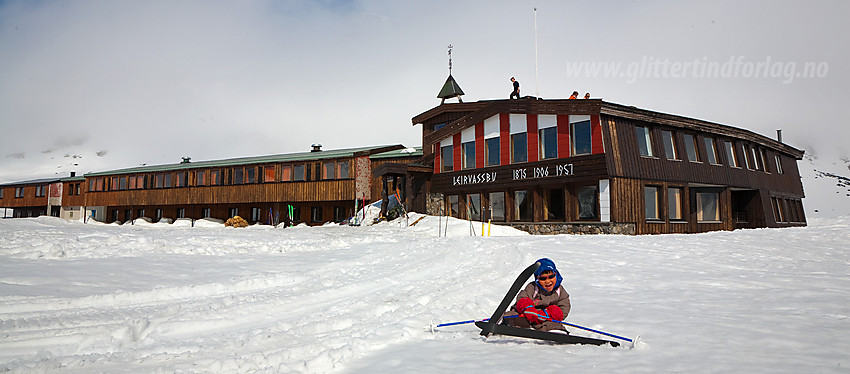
<box><xmin>731</xmin><ymin>189</ymin><xmax>759</xmax><ymax>228</ymax></box>
<box><xmin>546</xmin><ymin>188</ymin><xmax>566</xmax><ymax>221</ymax></box>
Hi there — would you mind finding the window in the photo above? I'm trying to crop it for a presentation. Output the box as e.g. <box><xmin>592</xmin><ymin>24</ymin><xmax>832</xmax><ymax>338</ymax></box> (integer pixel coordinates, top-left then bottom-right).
<box><xmin>338</xmin><ymin>162</ymin><xmax>349</xmax><ymax>179</ymax></box>
<box><xmin>128</xmin><ymin>176</ymin><xmax>137</xmax><ymax>190</ymax></box>
<box><xmin>724</xmin><ymin>141</ymin><xmax>739</xmax><ymax>167</ymax></box>
<box><xmin>489</xmin><ymin>192</ymin><xmax>506</xmax><ymax>221</ymax></box>
<box><xmin>155</xmin><ymin>209</ymin><xmax>163</xmax><ymax>221</ymax></box>
<box><xmin>311</xmin><ymin>206</ymin><xmax>323</xmax><ymax>223</ymax></box>
<box><xmin>96</xmin><ymin>178</ymin><xmax>104</xmax><ymax>191</ymax></box>
<box><xmin>175</xmin><ymin>172</ymin><xmax>186</xmax><ymax>187</ymax></box>
<box><xmin>202</xmin><ymin>208</ymin><xmax>210</xmax><ymax>218</ymax></box>
<box><xmin>229</xmin><ymin>207</ymin><xmax>238</xmax><ymax>218</ymax></box>
<box><xmin>514</xmin><ymin>190</ymin><xmax>533</xmax><ymax>221</ymax></box>
<box><xmin>76</xmin><ymin>183</ymin><xmax>81</xmax><ymax>195</ymax></box>
<box><xmin>775</xmin><ymin>155</ymin><xmax>784</xmax><ymax>174</ymax></box>
<box><xmin>696</xmin><ymin>192</ymin><xmax>720</xmax><ymax>222</ymax></box>
<box><xmin>485</xmin><ymin>137</ymin><xmax>500</xmax><ymax>166</ymax></box>
<box><xmin>264</xmin><ymin>166</ymin><xmax>275</xmax><ymax>182</ymax></box>
<box><xmin>635</xmin><ymin>126</ymin><xmax>654</xmax><ymax>157</ymax></box>
<box><xmin>233</xmin><ymin>168</ymin><xmax>244</xmax><ymax>184</ymax></box>
<box><xmin>0</xmin><ymin>188</ymin><xmax>4</xmax><ymax>199</ymax></box>
<box><xmin>683</xmin><ymin>134</ymin><xmax>700</xmax><ymax>162</ymax></box>
<box><xmin>246</xmin><ymin>168</ymin><xmax>256</xmax><ymax>183</ymax></box>
<box><xmin>668</xmin><ymin>187</ymin><xmax>684</xmax><ymax>221</ymax></box>
<box><xmin>577</xmin><ymin>186</ymin><xmax>598</xmax><ymax>220</ymax></box>
<box><xmin>137</xmin><ymin>209</ymin><xmax>145</xmax><ymax>219</ymax></box>
<box><xmin>323</xmin><ymin>162</ymin><xmax>336</xmax><ymax>179</ymax></box>
<box><xmin>743</xmin><ymin>145</ymin><xmax>754</xmax><ymax>169</ymax></box>
<box><xmin>467</xmin><ymin>194</ymin><xmax>481</xmax><ymax>221</ymax></box>
<box><xmin>196</xmin><ymin>170</ymin><xmax>206</xmax><ymax>186</ymax></box>
<box><xmin>177</xmin><ymin>208</ymin><xmax>185</xmax><ymax>219</ymax></box>
<box><xmin>109</xmin><ymin>177</ymin><xmax>118</xmax><ymax>191</ymax></box>
<box><xmin>211</xmin><ymin>170</ymin><xmax>221</xmax><ymax>185</ymax></box>
<box><xmin>571</xmin><ymin>120</ymin><xmax>592</xmax><ymax>155</ymax></box>
<box><xmin>334</xmin><ymin>206</ymin><xmax>345</xmax><ymax>222</ymax></box>
<box><xmin>759</xmin><ymin>149</ymin><xmax>769</xmax><ymax>172</ymax></box>
<box><xmin>281</xmin><ymin>166</ymin><xmax>292</xmax><ymax>181</ymax></box>
<box><xmin>36</xmin><ymin>185</ymin><xmax>46</xmax><ymax>197</ymax></box>
<box><xmin>251</xmin><ymin>207</ymin><xmax>261</xmax><ymax>222</ymax></box>
<box><xmin>539</xmin><ymin>127</ymin><xmax>558</xmax><ymax>160</ymax></box>
<box><xmin>771</xmin><ymin>197</ymin><xmax>783</xmax><ymax>222</ymax></box>
<box><xmin>118</xmin><ymin>176</ymin><xmax>128</xmax><ymax>190</ymax></box>
<box><xmin>293</xmin><ymin>165</ymin><xmax>306</xmax><ymax>181</ymax></box>
<box><xmin>15</xmin><ymin>187</ymin><xmax>24</xmax><ymax>198</ymax></box>
<box><xmin>751</xmin><ymin>147</ymin><xmax>763</xmax><ymax>171</ymax></box>
<box><xmin>164</xmin><ymin>174</ymin><xmax>172</xmax><ymax>188</ymax></box>
<box><xmin>448</xmin><ymin>195</ymin><xmax>459</xmax><ymax>217</ymax></box>
<box><xmin>704</xmin><ymin>137</ymin><xmax>720</xmax><ymax>165</ymax></box>
<box><xmin>511</xmin><ymin>133</ymin><xmax>527</xmax><ymax>163</ymax></box>
<box><xmin>462</xmin><ymin>141</ymin><xmax>476</xmax><ymax>169</ymax></box>
<box><xmin>441</xmin><ymin>145</ymin><xmax>453</xmax><ymax>172</ymax></box>
<box><xmin>644</xmin><ymin>186</ymin><xmax>661</xmax><ymax>220</ymax></box>
<box><xmin>661</xmin><ymin>130</ymin><xmax>678</xmax><ymax>160</ymax></box>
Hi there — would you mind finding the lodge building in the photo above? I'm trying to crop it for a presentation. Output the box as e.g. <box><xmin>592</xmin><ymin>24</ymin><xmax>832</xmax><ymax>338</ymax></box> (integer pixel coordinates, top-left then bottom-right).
<box><xmin>1</xmin><ymin>90</ymin><xmax>807</xmax><ymax>234</ymax></box>
<box><xmin>410</xmin><ymin>97</ymin><xmax>806</xmax><ymax>234</ymax></box>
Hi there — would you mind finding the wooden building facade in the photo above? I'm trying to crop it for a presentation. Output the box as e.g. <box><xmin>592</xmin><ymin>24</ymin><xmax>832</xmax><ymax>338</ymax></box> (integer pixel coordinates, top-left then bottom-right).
<box><xmin>412</xmin><ymin>98</ymin><xmax>806</xmax><ymax>235</ymax></box>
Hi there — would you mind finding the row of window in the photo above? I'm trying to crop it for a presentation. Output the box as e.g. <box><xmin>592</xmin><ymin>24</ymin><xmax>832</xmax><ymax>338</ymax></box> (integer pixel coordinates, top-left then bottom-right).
<box><xmin>635</xmin><ymin>126</ymin><xmax>784</xmax><ymax>174</ymax></box>
<box><xmin>444</xmin><ymin>186</ymin><xmax>600</xmax><ymax>222</ymax></box>
<box><xmin>644</xmin><ymin>185</ymin><xmax>720</xmax><ymax>223</ymax></box>
<box><xmin>88</xmin><ymin>161</ymin><xmax>351</xmax><ymax>192</ymax></box>
<box><xmin>771</xmin><ymin>197</ymin><xmax>805</xmax><ymax>224</ymax></box>
<box><xmin>440</xmin><ymin>119</ymin><xmax>594</xmax><ymax>172</ymax></box>
<box><xmin>108</xmin><ymin>206</ymin><xmax>349</xmax><ymax>224</ymax></box>
<box><xmin>0</xmin><ymin>186</ymin><xmax>42</xmax><ymax>199</ymax></box>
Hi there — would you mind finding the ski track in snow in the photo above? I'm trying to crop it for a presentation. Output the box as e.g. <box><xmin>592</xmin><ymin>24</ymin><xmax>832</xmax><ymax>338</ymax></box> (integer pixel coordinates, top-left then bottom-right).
<box><xmin>0</xmin><ymin>215</ymin><xmax>849</xmax><ymax>373</ymax></box>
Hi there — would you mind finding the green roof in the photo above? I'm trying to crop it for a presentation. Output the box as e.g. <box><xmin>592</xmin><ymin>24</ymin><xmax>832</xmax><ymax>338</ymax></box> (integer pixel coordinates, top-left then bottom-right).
<box><xmin>0</xmin><ymin>177</ymin><xmax>63</xmax><ymax>187</ymax></box>
<box><xmin>369</xmin><ymin>147</ymin><xmax>423</xmax><ymax>160</ymax></box>
<box><xmin>85</xmin><ymin>145</ymin><xmax>404</xmax><ymax>177</ymax></box>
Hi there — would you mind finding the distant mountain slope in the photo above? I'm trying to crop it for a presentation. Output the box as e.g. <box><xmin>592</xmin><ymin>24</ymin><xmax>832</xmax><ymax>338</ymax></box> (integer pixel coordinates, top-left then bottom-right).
<box><xmin>800</xmin><ymin>149</ymin><xmax>850</xmax><ymax>218</ymax></box>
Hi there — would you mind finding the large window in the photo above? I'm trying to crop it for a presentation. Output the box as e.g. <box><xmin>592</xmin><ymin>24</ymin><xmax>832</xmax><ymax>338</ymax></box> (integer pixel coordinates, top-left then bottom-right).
<box><xmin>338</xmin><ymin>162</ymin><xmax>349</xmax><ymax>179</ymax></box>
<box><xmin>233</xmin><ymin>168</ymin><xmax>244</xmax><ymax>185</ymax></box>
<box><xmin>704</xmin><ymin>137</ymin><xmax>720</xmax><ymax>165</ymax></box>
<box><xmin>662</xmin><ymin>130</ymin><xmax>678</xmax><ymax>160</ymax></box>
<box><xmin>577</xmin><ymin>186</ymin><xmax>598</xmax><ymax>220</ymax></box>
<box><xmin>489</xmin><ymin>192</ymin><xmax>506</xmax><ymax>221</ymax></box>
<box><xmin>539</xmin><ymin>126</ymin><xmax>558</xmax><ymax>160</ymax></box>
<box><xmin>467</xmin><ymin>194</ymin><xmax>481</xmax><ymax>221</ymax></box>
<box><xmin>196</xmin><ymin>170</ymin><xmax>206</xmax><ymax>186</ymax></box>
<box><xmin>448</xmin><ymin>195</ymin><xmax>459</xmax><ymax>217</ymax></box>
<box><xmin>511</xmin><ymin>133</ymin><xmax>527</xmax><ymax>163</ymax></box>
<box><xmin>15</xmin><ymin>187</ymin><xmax>24</xmax><ymax>198</ymax></box>
<box><xmin>571</xmin><ymin>120</ymin><xmax>592</xmax><ymax>155</ymax></box>
<box><xmin>462</xmin><ymin>141</ymin><xmax>476</xmax><ymax>169</ymax></box>
<box><xmin>514</xmin><ymin>190</ymin><xmax>533</xmax><ymax>221</ymax></box>
<box><xmin>281</xmin><ymin>166</ymin><xmax>292</xmax><ymax>181</ymax></box>
<box><xmin>323</xmin><ymin>162</ymin><xmax>336</xmax><ymax>180</ymax></box>
<box><xmin>36</xmin><ymin>185</ymin><xmax>46</xmax><ymax>197</ymax></box>
<box><xmin>264</xmin><ymin>166</ymin><xmax>275</xmax><ymax>182</ymax></box>
<box><xmin>246</xmin><ymin>168</ymin><xmax>256</xmax><ymax>183</ymax></box>
<box><xmin>485</xmin><ymin>137</ymin><xmax>500</xmax><ymax>166</ymax></box>
<box><xmin>644</xmin><ymin>186</ymin><xmax>661</xmax><ymax>221</ymax></box>
<box><xmin>724</xmin><ymin>141</ymin><xmax>739</xmax><ymax>167</ymax></box>
<box><xmin>441</xmin><ymin>145</ymin><xmax>453</xmax><ymax>172</ymax></box>
<box><xmin>683</xmin><ymin>134</ymin><xmax>700</xmax><ymax>162</ymax></box>
<box><xmin>293</xmin><ymin>165</ymin><xmax>306</xmax><ymax>181</ymax></box>
<box><xmin>668</xmin><ymin>187</ymin><xmax>684</xmax><ymax>221</ymax></box>
<box><xmin>696</xmin><ymin>192</ymin><xmax>720</xmax><ymax>222</ymax></box>
<box><xmin>311</xmin><ymin>207</ymin><xmax>323</xmax><ymax>223</ymax></box>
<box><xmin>636</xmin><ymin>126</ymin><xmax>654</xmax><ymax>157</ymax></box>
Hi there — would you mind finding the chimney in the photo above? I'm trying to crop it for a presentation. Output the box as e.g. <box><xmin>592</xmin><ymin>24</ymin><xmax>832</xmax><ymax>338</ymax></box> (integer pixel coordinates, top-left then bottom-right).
<box><xmin>311</xmin><ymin>144</ymin><xmax>323</xmax><ymax>152</ymax></box>
<box><xmin>776</xmin><ymin>129</ymin><xmax>783</xmax><ymax>143</ymax></box>
<box><xmin>181</xmin><ymin>157</ymin><xmax>191</xmax><ymax>164</ymax></box>
<box><xmin>70</xmin><ymin>171</ymin><xmax>76</xmax><ymax>177</ymax></box>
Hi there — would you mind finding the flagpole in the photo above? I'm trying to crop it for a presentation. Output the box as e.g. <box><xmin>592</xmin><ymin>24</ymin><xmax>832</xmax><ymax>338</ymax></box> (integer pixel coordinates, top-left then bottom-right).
<box><xmin>534</xmin><ymin>7</ymin><xmax>539</xmax><ymax>98</ymax></box>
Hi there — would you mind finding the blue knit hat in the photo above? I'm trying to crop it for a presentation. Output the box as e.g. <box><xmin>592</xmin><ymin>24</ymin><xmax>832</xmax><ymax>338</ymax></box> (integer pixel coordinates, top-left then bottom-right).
<box><xmin>534</xmin><ymin>258</ymin><xmax>563</xmax><ymax>293</ymax></box>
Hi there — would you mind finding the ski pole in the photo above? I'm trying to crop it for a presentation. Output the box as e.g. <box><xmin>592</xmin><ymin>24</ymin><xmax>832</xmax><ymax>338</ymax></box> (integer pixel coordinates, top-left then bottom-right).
<box><xmin>430</xmin><ymin>315</ymin><xmax>519</xmax><ymax>329</ymax></box>
<box><xmin>523</xmin><ymin>311</ymin><xmax>633</xmax><ymax>343</ymax></box>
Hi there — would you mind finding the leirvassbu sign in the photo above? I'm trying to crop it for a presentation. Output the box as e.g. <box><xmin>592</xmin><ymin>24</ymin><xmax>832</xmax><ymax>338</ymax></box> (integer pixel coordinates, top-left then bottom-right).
<box><xmin>449</xmin><ymin>162</ymin><xmax>575</xmax><ymax>187</ymax></box>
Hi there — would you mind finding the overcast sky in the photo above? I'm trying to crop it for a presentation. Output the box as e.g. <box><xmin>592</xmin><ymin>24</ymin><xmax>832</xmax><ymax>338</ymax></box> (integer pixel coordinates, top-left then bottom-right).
<box><xmin>1</xmin><ymin>0</ymin><xmax>847</xmax><ymax>183</ymax></box>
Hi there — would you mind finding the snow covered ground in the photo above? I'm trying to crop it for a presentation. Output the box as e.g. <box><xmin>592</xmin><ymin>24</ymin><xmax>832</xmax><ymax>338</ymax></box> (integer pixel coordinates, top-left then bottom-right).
<box><xmin>1</xmin><ymin>215</ymin><xmax>848</xmax><ymax>373</ymax></box>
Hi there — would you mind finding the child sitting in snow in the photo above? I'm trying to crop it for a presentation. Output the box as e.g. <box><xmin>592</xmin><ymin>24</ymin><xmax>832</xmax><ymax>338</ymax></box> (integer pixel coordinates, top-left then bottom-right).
<box><xmin>504</xmin><ymin>258</ymin><xmax>571</xmax><ymax>332</ymax></box>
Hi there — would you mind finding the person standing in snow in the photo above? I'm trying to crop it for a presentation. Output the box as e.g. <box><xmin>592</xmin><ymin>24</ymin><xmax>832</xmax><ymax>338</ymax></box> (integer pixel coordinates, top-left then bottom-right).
<box><xmin>504</xmin><ymin>258</ymin><xmax>571</xmax><ymax>332</ymax></box>
<box><xmin>510</xmin><ymin>77</ymin><xmax>521</xmax><ymax>99</ymax></box>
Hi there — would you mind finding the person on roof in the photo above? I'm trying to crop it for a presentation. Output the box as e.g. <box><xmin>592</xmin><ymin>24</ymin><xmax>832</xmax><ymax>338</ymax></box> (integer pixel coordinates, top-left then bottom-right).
<box><xmin>504</xmin><ymin>258</ymin><xmax>571</xmax><ymax>332</ymax></box>
<box><xmin>569</xmin><ymin>91</ymin><xmax>579</xmax><ymax>99</ymax></box>
<box><xmin>584</xmin><ymin>92</ymin><xmax>591</xmax><ymax>99</ymax></box>
<box><xmin>510</xmin><ymin>77</ymin><xmax>521</xmax><ymax>99</ymax></box>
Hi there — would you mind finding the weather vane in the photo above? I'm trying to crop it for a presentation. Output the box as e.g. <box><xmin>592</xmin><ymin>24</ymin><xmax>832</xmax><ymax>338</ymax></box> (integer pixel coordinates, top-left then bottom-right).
<box><xmin>447</xmin><ymin>44</ymin><xmax>453</xmax><ymax>75</ymax></box>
